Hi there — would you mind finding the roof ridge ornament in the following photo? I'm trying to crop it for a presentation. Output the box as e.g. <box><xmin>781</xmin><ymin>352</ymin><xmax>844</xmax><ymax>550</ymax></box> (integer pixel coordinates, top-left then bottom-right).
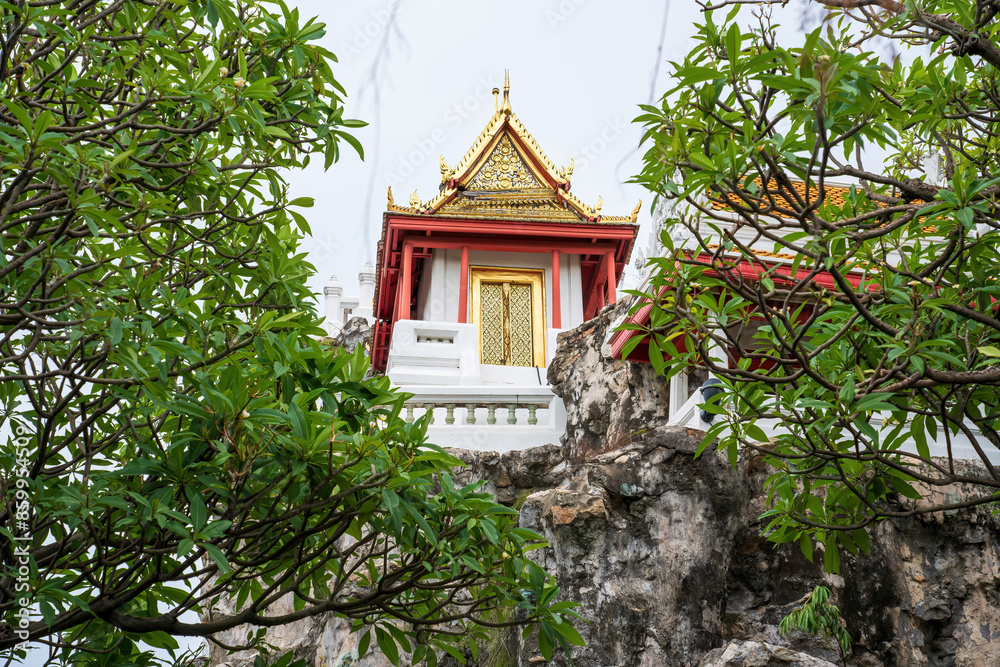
<box><xmin>499</xmin><ymin>70</ymin><xmax>512</xmax><ymax>115</ymax></box>
<box><xmin>409</xmin><ymin>190</ymin><xmax>424</xmax><ymax>210</ymax></box>
<box><xmin>555</xmin><ymin>158</ymin><xmax>575</xmax><ymax>184</ymax></box>
<box><xmin>440</xmin><ymin>155</ymin><xmax>456</xmax><ymax>184</ymax></box>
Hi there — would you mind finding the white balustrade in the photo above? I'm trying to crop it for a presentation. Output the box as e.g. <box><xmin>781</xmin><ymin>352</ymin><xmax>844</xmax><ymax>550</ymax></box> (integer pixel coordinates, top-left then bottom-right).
<box><xmin>398</xmin><ymin>386</ymin><xmax>565</xmax><ymax>452</ymax></box>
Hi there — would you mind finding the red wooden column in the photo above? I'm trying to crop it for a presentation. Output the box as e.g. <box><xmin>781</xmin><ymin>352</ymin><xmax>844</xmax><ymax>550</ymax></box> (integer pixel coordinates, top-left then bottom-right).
<box><xmin>400</xmin><ymin>241</ymin><xmax>413</xmax><ymax>320</ymax></box>
<box><xmin>458</xmin><ymin>245</ymin><xmax>469</xmax><ymax>323</ymax></box>
<box><xmin>606</xmin><ymin>250</ymin><xmax>616</xmax><ymax>305</ymax></box>
<box><xmin>551</xmin><ymin>250</ymin><xmax>561</xmax><ymax>329</ymax></box>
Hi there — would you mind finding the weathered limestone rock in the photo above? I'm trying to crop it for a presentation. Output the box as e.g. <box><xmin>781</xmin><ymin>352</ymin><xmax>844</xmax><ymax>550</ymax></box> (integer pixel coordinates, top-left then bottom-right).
<box><xmin>323</xmin><ymin>316</ymin><xmax>371</xmax><ymax>356</ymax></box>
<box><xmin>547</xmin><ymin>301</ymin><xmax>673</xmax><ymax>464</ymax></box>
<box><xmin>724</xmin><ymin>458</ymin><xmax>1000</xmax><ymax>667</ymax></box>
<box><xmin>519</xmin><ymin>426</ymin><xmax>748</xmax><ymax>667</ymax></box>
<box><xmin>699</xmin><ymin>640</ymin><xmax>838</xmax><ymax>667</ymax></box>
<box><xmin>202</xmin><ymin>594</ymin><xmax>390</xmax><ymax>667</ymax></box>
<box><xmin>841</xmin><ymin>469</ymin><xmax>1000</xmax><ymax>666</ymax></box>
<box><xmin>449</xmin><ymin>444</ymin><xmax>568</xmax><ymax>504</ymax></box>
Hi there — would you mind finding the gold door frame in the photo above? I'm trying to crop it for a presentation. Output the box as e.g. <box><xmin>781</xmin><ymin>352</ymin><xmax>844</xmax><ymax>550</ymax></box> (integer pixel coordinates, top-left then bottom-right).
<box><xmin>469</xmin><ymin>267</ymin><xmax>546</xmax><ymax>367</ymax></box>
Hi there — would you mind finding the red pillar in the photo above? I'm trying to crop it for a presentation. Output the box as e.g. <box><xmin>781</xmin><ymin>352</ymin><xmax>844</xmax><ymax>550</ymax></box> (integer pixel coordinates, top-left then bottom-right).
<box><xmin>606</xmin><ymin>250</ymin><xmax>616</xmax><ymax>305</ymax></box>
<box><xmin>458</xmin><ymin>245</ymin><xmax>469</xmax><ymax>323</ymax></box>
<box><xmin>551</xmin><ymin>250</ymin><xmax>561</xmax><ymax>329</ymax></box>
<box><xmin>400</xmin><ymin>241</ymin><xmax>413</xmax><ymax>320</ymax></box>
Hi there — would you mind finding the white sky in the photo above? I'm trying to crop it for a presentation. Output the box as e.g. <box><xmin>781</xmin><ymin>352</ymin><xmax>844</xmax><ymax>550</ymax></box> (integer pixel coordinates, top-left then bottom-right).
<box><xmin>291</xmin><ymin>0</ymin><xmax>712</xmax><ymax>301</ymax></box>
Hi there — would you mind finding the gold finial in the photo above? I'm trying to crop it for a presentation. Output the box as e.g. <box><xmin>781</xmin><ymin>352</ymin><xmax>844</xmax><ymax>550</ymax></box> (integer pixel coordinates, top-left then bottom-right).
<box><xmin>492</xmin><ymin>87</ymin><xmax>499</xmax><ymax>114</ymax></box>
<box><xmin>593</xmin><ymin>196</ymin><xmax>603</xmax><ymax>214</ymax></box>
<box><xmin>440</xmin><ymin>155</ymin><xmax>454</xmax><ymax>183</ymax></box>
<box><xmin>499</xmin><ymin>70</ymin><xmax>512</xmax><ymax>115</ymax></box>
<box><xmin>631</xmin><ymin>199</ymin><xmax>642</xmax><ymax>222</ymax></box>
<box><xmin>556</xmin><ymin>158</ymin><xmax>575</xmax><ymax>182</ymax></box>
<box><xmin>409</xmin><ymin>189</ymin><xmax>423</xmax><ymax>209</ymax></box>
<box><xmin>387</xmin><ymin>186</ymin><xmax>394</xmax><ymax>206</ymax></box>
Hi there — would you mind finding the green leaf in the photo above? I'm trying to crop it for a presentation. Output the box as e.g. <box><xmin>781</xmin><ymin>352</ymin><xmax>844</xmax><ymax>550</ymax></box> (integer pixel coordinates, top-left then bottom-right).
<box><xmin>552</xmin><ymin>620</ymin><xmax>586</xmax><ymax>647</ymax></box>
<box><xmin>799</xmin><ymin>532</ymin><xmax>814</xmax><ymax>562</ymax></box>
<box><xmin>109</xmin><ymin>318</ymin><xmax>123</xmax><ymax>345</ymax></box>
<box><xmin>375</xmin><ymin>627</ymin><xmax>399</xmax><ymax>666</ymax></box>
<box><xmin>823</xmin><ymin>534</ymin><xmax>840</xmax><ymax>574</ymax></box>
<box><xmin>288</xmin><ymin>400</ymin><xmax>308</xmax><ymax>438</ymax></box>
<box><xmin>358</xmin><ymin>629</ymin><xmax>371</xmax><ymax>656</ymax></box>
<box><xmin>190</xmin><ymin>494</ymin><xmax>207</xmax><ymax>531</ymax></box>
<box><xmin>203</xmin><ymin>543</ymin><xmax>231</xmax><ymax>573</ymax></box>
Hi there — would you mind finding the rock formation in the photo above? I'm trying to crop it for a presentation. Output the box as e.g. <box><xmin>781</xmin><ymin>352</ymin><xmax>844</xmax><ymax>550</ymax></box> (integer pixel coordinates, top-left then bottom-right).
<box><xmin>323</xmin><ymin>316</ymin><xmax>372</xmax><ymax>357</ymax></box>
<box><xmin>204</xmin><ymin>303</ymin><xmax>1000</xmax><ymax>667</ymax></box>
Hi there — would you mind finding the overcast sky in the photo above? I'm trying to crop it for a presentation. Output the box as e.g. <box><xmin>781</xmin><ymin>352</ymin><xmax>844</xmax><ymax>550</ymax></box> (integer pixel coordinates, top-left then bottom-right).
<box><xmin>289</xmin><ymin>0</ymin><xmax>715</xmax><ymax>303</ymax></box>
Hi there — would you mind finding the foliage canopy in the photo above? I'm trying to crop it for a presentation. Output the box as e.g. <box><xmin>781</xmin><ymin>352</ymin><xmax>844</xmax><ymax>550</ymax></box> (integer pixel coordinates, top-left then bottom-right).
<box><xmin>631</xmin><ymin>0</ymin><xmax>1000</xmax><ymax>570</ymax></box>
<box><xmin>0</xmin><ymin>1</ymin><xmax>579</xmax><ymax>664</ymax></box>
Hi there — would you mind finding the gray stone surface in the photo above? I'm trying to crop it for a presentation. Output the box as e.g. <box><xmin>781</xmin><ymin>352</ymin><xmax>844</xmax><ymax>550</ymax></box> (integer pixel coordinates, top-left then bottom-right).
<box><xmin>547</xmin><ymin>301</ymin><xmax>674</xmax><ymax>464</ymax></box>
<box><xmin>699</xmin><ymin>640</ymin><xmax>838</xmax><ymax>667</ymax></box>
<box><xmin>324</xmin><ymin>316</ymin><xmax>371</xmax><ymax>356</ymax></box>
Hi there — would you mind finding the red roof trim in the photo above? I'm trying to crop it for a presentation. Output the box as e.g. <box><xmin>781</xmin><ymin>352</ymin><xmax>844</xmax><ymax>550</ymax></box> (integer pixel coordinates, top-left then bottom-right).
<box><xmin>609</xmin><ymin>254</ymin><xmax>870</xmax><ymax>363</ymax></box>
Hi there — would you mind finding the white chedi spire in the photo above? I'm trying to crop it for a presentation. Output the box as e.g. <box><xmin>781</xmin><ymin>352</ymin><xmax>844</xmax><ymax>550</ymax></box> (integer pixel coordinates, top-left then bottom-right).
<box><xmin>324</xmin><ymin>274</ymin><xmax>344</xmax><ymax>335</ymax></box>
<box><xmin>356</xmin><ymin>262</ymin><xmax>375</xmax><ymax>321</ymax></box>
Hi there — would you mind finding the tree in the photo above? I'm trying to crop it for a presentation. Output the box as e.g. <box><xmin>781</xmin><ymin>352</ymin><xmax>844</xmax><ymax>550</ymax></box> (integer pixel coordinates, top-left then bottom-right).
<box><xmin>630</xmin><ymin>0</ymin><xmax>1000</xmax><ymax>570</ymax></box>
<box><xmin>0</xmin><ymin>2</ymin><xmax>579</xmax><ymax>664</ymax></box>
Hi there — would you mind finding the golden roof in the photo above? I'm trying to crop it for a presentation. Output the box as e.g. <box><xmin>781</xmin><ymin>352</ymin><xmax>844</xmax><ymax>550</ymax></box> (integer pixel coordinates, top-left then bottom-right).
<box><xmin>709</xmin><ymin>180</ymin><xmax>852</xmax><ymax>213</ymax></box>
<box><xmin>710</xmin><ymin>179</ymin><xmax>938</xmax><ymax>232</ymax></box>
<box><xmin>387</xmin><ymin>73</ymin><xmax>639</xmax><ymax>225</ymax></box>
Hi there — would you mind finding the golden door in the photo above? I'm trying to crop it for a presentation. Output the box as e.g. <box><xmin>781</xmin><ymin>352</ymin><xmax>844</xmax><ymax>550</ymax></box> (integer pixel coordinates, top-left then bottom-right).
<box><xmin>470</xmin><ymin>268</ymin><xmax>546</xmax><ymax>367</ymax></box>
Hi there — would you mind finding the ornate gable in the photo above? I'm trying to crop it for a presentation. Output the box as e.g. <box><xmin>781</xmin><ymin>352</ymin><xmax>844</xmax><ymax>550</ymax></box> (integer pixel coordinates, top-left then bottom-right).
<box><xmin>465</xmin><ymin>134</ymin><xmax>542</xmax><ymax>191</ymax></box>
<box><xmin>387</xmin><ymin>74</ymin><xmax>639</xmax><ymax>225</ymax></box>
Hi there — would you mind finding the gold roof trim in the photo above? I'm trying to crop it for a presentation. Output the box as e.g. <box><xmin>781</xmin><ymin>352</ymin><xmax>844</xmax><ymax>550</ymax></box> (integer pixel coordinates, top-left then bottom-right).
<box><xmin>386</xmin><ymin>186</ymin><xmax>417</xmax><ymax>214</ymax></box>
<box><xmin>447</xmin><ymin>112</ymin><xmax>508</xmax><ymax>188</ymax></box>
<box><xmin>601</xmin><ymin>200</ymin><xmax>643</xmax><ymax>224</ymax></box>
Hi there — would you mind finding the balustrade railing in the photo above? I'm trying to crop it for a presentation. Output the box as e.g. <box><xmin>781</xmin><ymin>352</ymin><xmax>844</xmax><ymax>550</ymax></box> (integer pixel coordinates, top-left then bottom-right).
<box><xmin>404</xmin><ymin>399</ymin><xmax>552</xmax><ymax>427</ymax></box>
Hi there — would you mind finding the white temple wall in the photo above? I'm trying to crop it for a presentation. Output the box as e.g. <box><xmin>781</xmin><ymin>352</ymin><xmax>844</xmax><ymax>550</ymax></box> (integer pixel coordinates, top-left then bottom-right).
<box><xmin>414</xmin><ymin>248</ymin><xmax>584</xmax><ymax>329</ymax></box>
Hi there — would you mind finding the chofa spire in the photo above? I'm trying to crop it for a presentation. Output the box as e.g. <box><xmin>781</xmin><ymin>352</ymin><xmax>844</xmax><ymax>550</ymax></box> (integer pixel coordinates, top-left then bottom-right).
<box><xmin>499</xmin><ymin>69</ymin><xmax>512</xmax><ymax>115</ymax></box>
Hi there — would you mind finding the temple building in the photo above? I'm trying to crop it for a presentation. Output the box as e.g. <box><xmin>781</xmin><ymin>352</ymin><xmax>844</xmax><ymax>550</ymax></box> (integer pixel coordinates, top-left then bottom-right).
<box><xmin>607</xmin><ymin>179</ymin><xmax>1000</xmax><ymax>464</ymax></box>
<box><xmin>363</xmin><ymin>75</ymin><xmax>639</xmax><ymax>450</ymax></box>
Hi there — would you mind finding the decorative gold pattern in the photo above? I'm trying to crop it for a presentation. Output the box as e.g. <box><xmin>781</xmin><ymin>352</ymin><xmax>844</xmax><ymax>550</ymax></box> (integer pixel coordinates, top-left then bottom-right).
<box><xmin>387</xmin><ymin>186</ymin><xmax>416</xmax><ymax>213</ymax></box>
<box><xmin>467</xmin><ymin>134</ymin><xmax>541</xmax><ymax>191</ymax></box>
<box><xmin>470</xmin><ymin>267</ymin><xmax>546</xmax><ymax>367</ymax></box>
<box><xmin>440</xmin><ymin>155</ymin><xmax>456</xmax><ymax>183</ymax></box>
<box><xmin>409</xmin><ymin>190</ymin><xmax>425</xmax><ymax>210</ymax></box>
<box><xmin>481</xmin><ymin>282</ymin><xmax>505</xmax><ymax>365</ymax></box>
<box><xmin>476</xmin><ymin>281</ymin><xmax>535</xmax><ymax>367</ymax></box>
<box><xmin>436</xmin><ymin>191</ymin><xmax>581</xmax><ymax>222</ymax></box>
<box><xmin>601</xmin><ymin>199</ymin><xmax>643</xmax><ymax>224</ymax></box>
<box><xmin>508</xmin><ymin>283</ymin><xmax>533</xmax><ymax>366</ymax></box>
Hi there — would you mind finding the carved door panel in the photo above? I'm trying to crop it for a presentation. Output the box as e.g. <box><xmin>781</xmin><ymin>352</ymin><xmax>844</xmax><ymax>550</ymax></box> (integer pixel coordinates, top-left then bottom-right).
<box><xmin>471</xmin><ymin>268</ymin><xmax>545</xmax><ymax>367</ymax></box>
